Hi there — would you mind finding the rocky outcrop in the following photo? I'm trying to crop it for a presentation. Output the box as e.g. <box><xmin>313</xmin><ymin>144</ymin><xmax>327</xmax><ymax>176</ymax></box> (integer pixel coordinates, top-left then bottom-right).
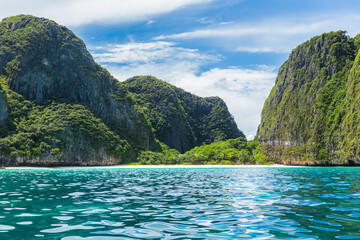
<box><xmin>257</xmin><ymin>31</ymin><xmax>360</xmax><ymax>165</ymax></box>
<box><xmin>124</xmin><ymin>76</ymin><xmax>244</xmax><ymax>153</ymax></box>
<box><xmin>1</xmin><ymin>15</ymin><xmax>160</xmax><ymax>152</ymax></box>
<box><xmin>0</xmin><ymin>89</ymin><xmax>7</xmax><ymax>124</ymax></box>
<box><xmin>0</xmin><ymin>15</ymin><xmax>160</xmax><ymax>165</ymax></box>
<box><xmin>339</xmin><ymin>49</ymin><xmax>360</xmax><ymax>163</ymax></box>
<box><xmin>0</xmin><ymin>129</ymin><xmax>122</xmax><ymax>166</ymax></box>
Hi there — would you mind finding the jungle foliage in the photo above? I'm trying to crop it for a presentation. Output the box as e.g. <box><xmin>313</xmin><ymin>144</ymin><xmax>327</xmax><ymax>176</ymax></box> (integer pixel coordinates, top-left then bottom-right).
<box><xmin>137</xmin><ymin>138</ymin><xmax>273</xmax><ymax>165</ymax></box>
<box><xmin>0</xmin><ymin>80</ymin><xmax>128</xmax><ymax>160</ymax></box>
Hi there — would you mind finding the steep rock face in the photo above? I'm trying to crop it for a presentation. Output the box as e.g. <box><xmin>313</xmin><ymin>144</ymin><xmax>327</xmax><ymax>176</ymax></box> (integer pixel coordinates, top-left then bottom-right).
<box><xmin>0</xmin><ymin>98</ymin><xmax>128</xmax><ymax>166</ymax></box>
<box><xmin>257</xmin><ymin>31</ymin><xmax>360</xmax><ymax>165</ymax></box>
<box><xmin>124</xmin><ymin>76</ymin><xmax>244</xmax><ymax>153</ymax></box>
<box><xmin>339</xmin><ymin>49</ymin><xmax>360</xmax><ymax>162</ymax></box>
<box><xmin>0</xmin><ymin>86</ymin><xmax>7</xmax><ymax>124</ymax></box>
<box><xmin>0</xmin><ymin>15</ymin><xmax>160</xmax><ymax>165</ymax></box>
<box><xmin>0</xmin><ymin>15</ymin><xmax>160</xmax><ymax>149</ymax></box>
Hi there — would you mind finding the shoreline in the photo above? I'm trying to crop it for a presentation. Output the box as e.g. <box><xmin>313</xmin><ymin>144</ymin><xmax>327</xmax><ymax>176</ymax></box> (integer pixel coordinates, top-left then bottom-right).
<box><xmin>2</xmin><ymin>164</ymin><xmax>307</xmax><ymax>170</ymax></box>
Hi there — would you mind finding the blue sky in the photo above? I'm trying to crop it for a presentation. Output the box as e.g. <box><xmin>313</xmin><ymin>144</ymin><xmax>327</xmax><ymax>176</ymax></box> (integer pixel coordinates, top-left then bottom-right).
<box><xmin>2</xmin><ymin>0</ymin><xmax>360</xmax><ymax>139</ymax></box>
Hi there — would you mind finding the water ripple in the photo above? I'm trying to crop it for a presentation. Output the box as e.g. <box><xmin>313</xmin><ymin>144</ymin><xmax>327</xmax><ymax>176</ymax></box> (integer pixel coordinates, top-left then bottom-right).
<box><xmin>0</xmin><ymin>167</ymin><xmax>359</xmax><ymax>239</ymax></box>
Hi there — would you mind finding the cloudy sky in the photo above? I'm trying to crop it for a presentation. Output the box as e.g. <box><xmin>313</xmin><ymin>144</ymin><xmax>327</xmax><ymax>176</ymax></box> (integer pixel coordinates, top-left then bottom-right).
<box><xmin>2</xmin><ymin>0</ymin><xmax>360</xmax><ymax>139</ymax></box>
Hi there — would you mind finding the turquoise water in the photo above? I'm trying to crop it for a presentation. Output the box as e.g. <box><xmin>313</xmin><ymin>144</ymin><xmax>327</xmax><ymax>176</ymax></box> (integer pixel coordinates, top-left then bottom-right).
<box><xmin>0</xmin><ymin>167</ymin><xmax>359</xmax><ymax>239</ymax></box>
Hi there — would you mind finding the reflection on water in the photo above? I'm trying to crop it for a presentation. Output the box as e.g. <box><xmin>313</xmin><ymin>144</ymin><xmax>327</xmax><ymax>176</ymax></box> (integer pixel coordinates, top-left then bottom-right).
<box><xmin>0</xmin><ymin>167</ymin><xmax>359</xmax><ymax>239</ymax></box>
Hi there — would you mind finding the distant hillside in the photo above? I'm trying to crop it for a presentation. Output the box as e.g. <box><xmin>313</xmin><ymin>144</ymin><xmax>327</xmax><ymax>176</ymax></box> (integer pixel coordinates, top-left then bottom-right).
<box><xmin>124</xmin><ymin>76</ymin><xmax>244</xmax><ymax>153</ymax></box>
<box><xmin>257</xmin><ymin>31</ymin><xmax>360</xmax><ymax>165</ymax></box>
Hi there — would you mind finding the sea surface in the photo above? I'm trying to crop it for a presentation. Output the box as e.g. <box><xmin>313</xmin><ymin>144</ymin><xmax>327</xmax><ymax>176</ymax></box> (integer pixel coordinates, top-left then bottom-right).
<box><xmin>0</xmin><ymin>167</ymin><xmax>359</xmax><ymax>239</ymax></box>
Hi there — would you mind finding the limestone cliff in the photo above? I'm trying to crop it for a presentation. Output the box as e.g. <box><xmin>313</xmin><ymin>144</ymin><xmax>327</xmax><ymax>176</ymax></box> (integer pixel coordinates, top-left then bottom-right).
<box><xmin>257</xmin><ymin>31</ymin><xmax>360</xmax><ymax>165</ymax></box>
<box><xmin>0</xmin><ymin>85</ymin><xmax>7</xmax><ymax>124</ymax></box>
<box><xmin>0</xmin><ymin>15</ymin><xmax>160</xmax><ymax>165</ymax></box>
<box><xmin>124</xmin><ymin>76</ymin><xmax>244</xmax><ymax>153</ymax></box>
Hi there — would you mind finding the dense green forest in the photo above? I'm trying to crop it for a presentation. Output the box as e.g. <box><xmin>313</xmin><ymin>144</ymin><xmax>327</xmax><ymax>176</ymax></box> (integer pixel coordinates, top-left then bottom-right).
<box><xmin>135</xmin><ymin>138</ymin><xmax>271</xmax><ymax>165</ymax></box>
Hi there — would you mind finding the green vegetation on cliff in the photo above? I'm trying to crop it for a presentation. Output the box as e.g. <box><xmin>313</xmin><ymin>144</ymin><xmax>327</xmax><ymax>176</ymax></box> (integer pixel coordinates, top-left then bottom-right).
<box><xmin>0</xmin><ymin>15</ymin><xmax>161</xmax><ymax>165</ymax></box>
<box><xmin>124</xmin><ymin>76</ymin><xmax>244</xmax><ymax>153</ymax></box>
<box><xmin>257</xmin><ymin>31</ymin><xmax>360</xmax><ymax>165</ymax></box>
<box><xmin>0</xmin><ymin>83</ymin><xmax>7</xmax><ymax>124</ymax></box>
<box><xmin>0</xmin><ymin>80</ymin><xmax>129</xmax><ymax>165</ymax></box>
<box><xmin>0</xmin><ymin>15</ymin><xmax>248</xmax><ymax>166</ymax></box>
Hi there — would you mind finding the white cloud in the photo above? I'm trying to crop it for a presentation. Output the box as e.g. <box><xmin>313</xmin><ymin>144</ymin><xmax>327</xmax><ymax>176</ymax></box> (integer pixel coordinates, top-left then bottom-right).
<box><xmin>92</xmin><ymin>41</ymin><xmax>218</xmax><ymax>65</ymax></box>
<box><xmin>0</xmin><ymin>0</ymin><xmax>212</xmax><ymax>26</ymax></box>
<box><xmin>199</xmin><ymin>17</ymin><xmax>215</xmax><ymax>24</ymax></box>
<box><xmin>91</xmin><ymin>41</ymin><xmax>276</xmax><ymax>138</ymax></box>
<box><xmin>154</xmin><ymin>13</ymin><xmax>360</xmax><ymax>53</ymax></box>
<box><xmin>90</xmin><ymin>41</ymin><xmax>219</xmax><ymax>83</ymax></box>
<box><xmin>236</xmin><ymin>47</ymin><xmax>274</xmax><ymax>53</ymax></box>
